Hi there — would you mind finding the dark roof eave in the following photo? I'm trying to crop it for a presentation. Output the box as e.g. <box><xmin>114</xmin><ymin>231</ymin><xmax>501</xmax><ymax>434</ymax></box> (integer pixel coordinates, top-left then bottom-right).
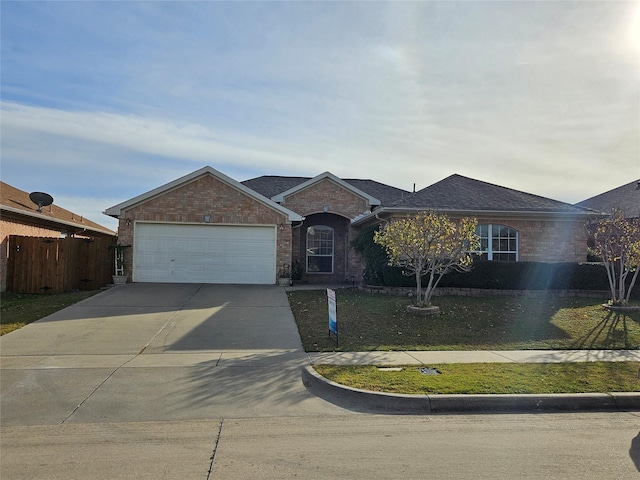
<box><xmin>351</xmin><ymin>207</ymin><xmax>601</xmax><ymax>226</ymax></box>
<box><xmin>1</xmin><ymin>205</ymin><xmax>116</xmax><ymax>237</ymax></box>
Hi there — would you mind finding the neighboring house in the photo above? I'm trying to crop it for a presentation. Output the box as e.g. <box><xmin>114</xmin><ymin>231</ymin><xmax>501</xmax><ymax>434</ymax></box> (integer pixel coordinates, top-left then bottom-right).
<box><xmin>576</xmin><ymin>179</ymin><xmax>640</xmax><ymax>218</ymax></box>
<box><xmin>1</xmin><ymin>181</ymin><xmax>116</xmax><ymax>292</ymax></box>
<box><xmin>105</xmin><ymin>166</ymin><xmax>595</xmax><ymax>285</ymax></box>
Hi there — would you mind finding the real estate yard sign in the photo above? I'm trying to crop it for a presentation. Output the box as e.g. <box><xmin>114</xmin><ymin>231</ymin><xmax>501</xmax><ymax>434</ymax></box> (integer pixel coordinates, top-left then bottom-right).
<box><xmin>327</xmin><ymin>288</ymin><xmax>338</xmax><ymax>344</ymax></box>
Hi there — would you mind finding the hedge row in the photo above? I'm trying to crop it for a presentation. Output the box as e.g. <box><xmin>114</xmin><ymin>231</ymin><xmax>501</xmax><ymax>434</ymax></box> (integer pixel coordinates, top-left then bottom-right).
<box><xmin>378</xmin><ymin>261</ymin><xmax>613</xmax><ymax>291</ymax></box>
<box><xmin>351</xmin><ymin>224</ymin><xmax>637</xmax><ymax>296</ymax></box>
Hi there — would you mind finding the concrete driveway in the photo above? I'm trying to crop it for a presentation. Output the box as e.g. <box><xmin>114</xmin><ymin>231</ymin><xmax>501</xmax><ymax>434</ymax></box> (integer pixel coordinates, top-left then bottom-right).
<box><xmin>1</xmin><ymin>284</ymin><xmax>344</xmax><ymax>426</ymax></box>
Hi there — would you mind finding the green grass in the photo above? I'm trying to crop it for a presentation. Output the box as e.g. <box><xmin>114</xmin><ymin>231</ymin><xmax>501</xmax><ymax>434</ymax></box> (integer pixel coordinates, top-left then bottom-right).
<box><xmin>0</xmin><ymin>290</ymin><xmax>102</xmax><ymax>335</ymax></box>
<box><xmin>315</xmin><ymin>362</ymin><xmax>640</xmax><ymax>394</ymax></box>
<box><xmin>288</xmin><ymin>290</ymin><xmax>640</xmax><ymax>351</ymax></box>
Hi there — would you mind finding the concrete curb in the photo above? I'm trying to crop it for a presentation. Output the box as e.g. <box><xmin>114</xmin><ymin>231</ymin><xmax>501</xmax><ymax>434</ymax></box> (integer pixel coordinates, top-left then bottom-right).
<box><xmin>302</xmin><ymin>366</ymin><xmax>640</xmax><ymax>414</ymax></box>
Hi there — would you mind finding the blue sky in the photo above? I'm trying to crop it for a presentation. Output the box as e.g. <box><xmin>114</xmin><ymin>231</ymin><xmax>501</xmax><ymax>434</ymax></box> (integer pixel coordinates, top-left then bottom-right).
<box><xmin>2</xmin><ymin>1</ymin><xmax>639</xmax><ymax>231</ymax></box>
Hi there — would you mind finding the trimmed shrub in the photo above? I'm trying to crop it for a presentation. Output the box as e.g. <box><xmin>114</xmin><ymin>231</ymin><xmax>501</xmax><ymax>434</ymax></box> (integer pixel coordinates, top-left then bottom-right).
<box><xmin>352</xmin><ymin>224</ymin><xmax>636</xmax><ymax>295</ymax></box>
<box><xmin>377</xmin><ymin>261</ymin><xmax>625</xmax><ymax>291</ymax></box>
<box><xmin>377</xmin><ymin>261</ymin><xmax>635</xmax><ymax>293</ymax></box>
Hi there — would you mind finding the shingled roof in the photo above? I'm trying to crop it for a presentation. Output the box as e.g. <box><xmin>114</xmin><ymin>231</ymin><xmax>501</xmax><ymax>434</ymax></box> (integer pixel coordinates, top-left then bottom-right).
<box><xmin>381</xmin><ymin>174</ymin><xmax>595</xmax><ymax>214</ymax></box>
<box><xmin>342</xmin><ymin>179</ymin><xmax>412</xmax><ymax>206</ymax></box>
<box><xmin>241</xmin><ymin>176</ymin><xmax>310</xmax><ymax>200</ymax></box>
<box><xmin>1</xmin><ymin>181</ymin><xmax>115</xmax><ymax>237</ymax></box>
<box><xmin>241</xmin><ymin>175</ymin><xmax>410</xmax><ymax>207</ymax></box>
<box><xmin>576</xmin><ymin>179</ymin><xmax>640</xmax><ymax>217</ymax></box>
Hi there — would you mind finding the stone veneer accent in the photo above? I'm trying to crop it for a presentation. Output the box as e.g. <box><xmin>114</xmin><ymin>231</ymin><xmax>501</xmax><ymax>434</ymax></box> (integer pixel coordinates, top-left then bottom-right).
<box><xmin>360</xmin><ymin>285</ymin><xmax>611</xmax><ymax>299</ymax></box>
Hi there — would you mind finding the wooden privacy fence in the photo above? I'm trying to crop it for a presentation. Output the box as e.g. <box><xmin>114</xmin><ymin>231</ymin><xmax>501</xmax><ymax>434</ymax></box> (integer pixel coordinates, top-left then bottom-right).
<box><xmin>7</xmin><ymin>235</ymin><xmax>115</xmax><ymax>294</ymax></box>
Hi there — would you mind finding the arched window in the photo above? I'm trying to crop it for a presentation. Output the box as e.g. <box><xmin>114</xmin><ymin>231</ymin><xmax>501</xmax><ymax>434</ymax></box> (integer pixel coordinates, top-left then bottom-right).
<box><xmin>307</xmin><ymin>225</ymin><xmax>334</xmax><ymax>273</ymax></box>
<box><xmin>476</xmin><ymin>224</ymin><xmax>518</xmax><ymax>261</ymax></box>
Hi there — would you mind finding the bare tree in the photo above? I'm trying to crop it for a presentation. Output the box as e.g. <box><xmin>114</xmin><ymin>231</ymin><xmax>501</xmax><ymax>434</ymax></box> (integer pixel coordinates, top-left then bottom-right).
<box><xmin>374</xmin><ymin>211</ymin><xmax>480</xmax><ymax>307</ymax></box>
<box><xmin>592</xmin><ymin>209</ymin><xmax>640</xmax><ymax>305</ymax></box>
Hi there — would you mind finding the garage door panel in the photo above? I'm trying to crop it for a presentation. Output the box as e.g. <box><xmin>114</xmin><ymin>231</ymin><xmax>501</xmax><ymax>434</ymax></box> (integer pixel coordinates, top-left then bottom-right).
<box><xmin>134</xmin><ymin>224</ymin><xmax>276</xmax><ymax>284</ymax></box>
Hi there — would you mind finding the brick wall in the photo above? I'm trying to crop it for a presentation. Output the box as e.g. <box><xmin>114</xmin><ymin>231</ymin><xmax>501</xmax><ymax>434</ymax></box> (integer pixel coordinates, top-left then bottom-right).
<box><xmin>116</xmin><ymin>174</ymin><xmax>292</xmax><ymax>282</ymax></box>
<box><xmin>290</xmin><ymin>219</ymin><xmax>364</xmax><ymax>284</ymax></box>
<box><xmin>474</xmin><ymin>216</ymin><xmax>588</xmax><ymax>263</ymax></box>
<box><xmin>348</xmin><ymin>214</ymin><xmax>589</xmax><ymax>285</ymax></box>
<box><xmin>1</xmin><ymin>219</ymin><xmax>61</xmax><ymax>292</ymax></box>
<box><xmin>347</xmin><ymin>225</ymin><xmax>365</xmax><ymax>281</ymax></box>
<box><xmin>524</xmin><ymin>219</ymin><xmax>588</xmax><ymax>263</ymax></box>
<box><xmin>293</xmin><ymin>213</ymin><xmax>351</xmax><ymax>283</ymax></box>
<box><xmin>282</xmin><ymin>178</ymin><xmax>369</xmax><ymax>218</ymax></box>
<box><xmin>270</xmin><ymin>178</ymin><xmax>374</xmax><ymax>283</ymax></box>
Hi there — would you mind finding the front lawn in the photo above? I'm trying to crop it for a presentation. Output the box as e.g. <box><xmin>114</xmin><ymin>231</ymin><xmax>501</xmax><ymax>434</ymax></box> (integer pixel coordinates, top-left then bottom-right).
<box><xmin>315</xmin><ymin>362</ymin><xmax>640</xmax><ymax>394</ymax></box>
<box><xmin>0</xmin><ymin>290</ymin><xmax>102</xmax><ymax>335</ymax></box>
<box><xmin>288</xmin><ymin>290</ymin><xmax>640</xmax><ymax>351</ymax></box>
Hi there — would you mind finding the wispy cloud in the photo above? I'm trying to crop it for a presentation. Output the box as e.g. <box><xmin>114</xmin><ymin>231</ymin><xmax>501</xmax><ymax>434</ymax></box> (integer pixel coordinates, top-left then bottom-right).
<box><xmin>1</xmin><ymin>102</ymin><xmax>315</xmax><ymax>167</ymax></box>
<box><xmin>1</xmin><ymin>1</ymin><xmax>638</xmax><ymax>226</ymax></box>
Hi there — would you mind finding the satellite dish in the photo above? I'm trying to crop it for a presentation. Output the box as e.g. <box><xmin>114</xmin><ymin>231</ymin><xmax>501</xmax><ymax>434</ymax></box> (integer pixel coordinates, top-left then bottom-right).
<box><xmin>29</xmin><ymin>192</ymin><xmax>54</xmax><ymax>213</ymax></box>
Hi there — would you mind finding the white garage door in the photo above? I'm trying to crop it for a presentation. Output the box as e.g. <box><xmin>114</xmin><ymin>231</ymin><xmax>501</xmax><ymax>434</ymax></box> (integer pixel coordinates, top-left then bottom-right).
<box><xmin>134</xmin><ymin>223</ymin><xmax>277</xmax><ymax>284</ymax></box>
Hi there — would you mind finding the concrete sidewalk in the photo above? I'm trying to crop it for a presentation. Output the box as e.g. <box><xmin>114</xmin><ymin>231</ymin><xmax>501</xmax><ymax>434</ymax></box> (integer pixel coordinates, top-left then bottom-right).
<box><xmin>308</xmin><ymin>349</ymin><xmax>640</xmax><ymax>365</ymax></box>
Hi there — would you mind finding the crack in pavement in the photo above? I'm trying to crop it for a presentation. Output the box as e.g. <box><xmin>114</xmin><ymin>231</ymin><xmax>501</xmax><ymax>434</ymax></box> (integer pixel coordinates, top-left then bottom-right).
<box><xmin>206</xmin><ymin>419</ymin><xmax>224</xmax><ymax>479</ymax></box>
<box><xmin>59</xmin><ymin>366</ymin><xmax>120</xmax><ymax>424</ymax></box>
<box><xmin>138</xmin><ymin>284</ymin><xmax>205</xmax><ymax>355</ymax></box>
<box><xmin>61</xmin><ymin>285</ymin><xmax>207</xmax><ymax>424</ymax></box>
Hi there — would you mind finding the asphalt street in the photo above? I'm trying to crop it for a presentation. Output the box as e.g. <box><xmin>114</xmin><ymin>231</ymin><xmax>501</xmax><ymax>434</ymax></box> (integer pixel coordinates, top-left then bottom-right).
<box><xmin>2</xmin><ymin>413</ymin><xmax>639</xmax><ymax>479</ymax></box>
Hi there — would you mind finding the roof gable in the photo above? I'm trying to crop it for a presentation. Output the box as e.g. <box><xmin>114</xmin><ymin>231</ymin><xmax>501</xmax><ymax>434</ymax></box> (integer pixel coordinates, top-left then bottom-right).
<box><xmin>104</xmin><ymin>166</ymin><xmax>303</xmax><ymax>222</ymax></box>
<box><xmin>242</xmin><ymin>175</ymin><xmax>409</xmax><ymax>207</ymax></box>
<box><xmin>268</xmin><ymin>172</ymin><xmax>382</xmax><ymax>206</ymax></box>
<box><xmin>1</xmin><ymin>181</ymin><xmax>115</xmax><ymax>236</ymax></box>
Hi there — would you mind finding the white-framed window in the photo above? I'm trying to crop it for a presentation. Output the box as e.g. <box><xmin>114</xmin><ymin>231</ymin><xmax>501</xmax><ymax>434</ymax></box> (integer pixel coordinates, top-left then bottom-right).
<box><xmin>476</xmin><ymin>224</ymin><xmax>518</xmax><ymax>261</ymax></box>
<box><xmin>306</xmin><ymin>225</ymin><xmax>334</xmax><ymax>273</ymax></box>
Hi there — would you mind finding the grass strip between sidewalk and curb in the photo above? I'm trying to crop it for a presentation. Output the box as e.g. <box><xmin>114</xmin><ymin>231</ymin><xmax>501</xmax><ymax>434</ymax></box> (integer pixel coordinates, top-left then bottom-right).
<box><xmin>1</xmin><ymin>290</ymin><xmax>102</xmax><ymax>335</ymax></box>
<box><xmin>314</xmin><ymin>362</ymin><xmax>640</xmax><ymax>394</ymax></box>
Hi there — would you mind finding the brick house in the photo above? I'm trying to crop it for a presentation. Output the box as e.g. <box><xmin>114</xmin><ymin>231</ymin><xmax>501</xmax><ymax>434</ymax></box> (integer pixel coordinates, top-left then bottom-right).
<box><xmin>105</xmin><ymin>167</ymin><xmax>302</xmax><ymax>284</ymax></box>
<box><xmin>352</xmin><ymin>174</ymin><xmax>595</xmax><ymax>264</ymax></box>
<box><xmin>1</xmin><ymin>181</ymin><xmax>116</xmax><ymax>292</ymax></box>
<box><xmin>105</xmin><ymin>166</ymin><xmax>595</xmax><ymax>285</ymax></box>
<box><xmin>242</xmin><ymin>172</ymin><xmax>409</xmax><ymax>284</ymax></box>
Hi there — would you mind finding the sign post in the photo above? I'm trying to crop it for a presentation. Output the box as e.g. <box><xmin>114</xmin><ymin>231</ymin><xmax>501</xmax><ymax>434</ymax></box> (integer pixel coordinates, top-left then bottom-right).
<box><xmin>327</xmin><ymin>288</ymin><xmax>338</xmax><ymax>346</ymax></box>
